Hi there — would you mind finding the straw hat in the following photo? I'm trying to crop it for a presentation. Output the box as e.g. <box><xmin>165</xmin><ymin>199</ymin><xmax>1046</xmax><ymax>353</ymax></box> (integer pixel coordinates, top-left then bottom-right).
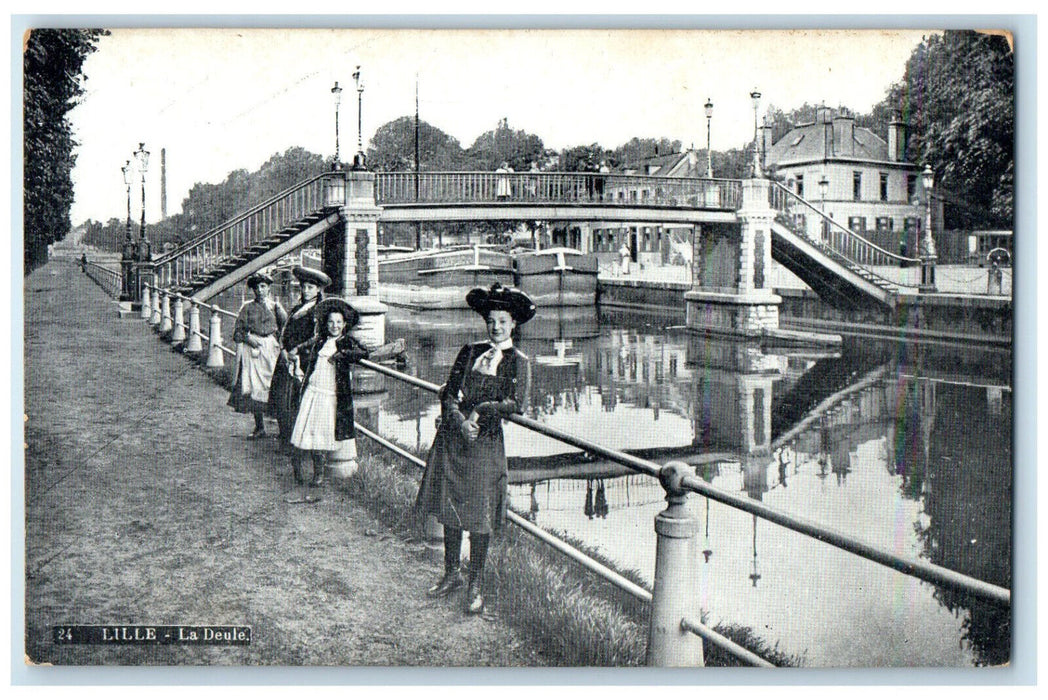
<box><xmin>465</xmin><ymin>283</ymin><xmax>536</xmax><ymax>325</ymax></box>
<box><xmin>292</xmin><ymin>266</ymin><xmax>332</xmax><ymax>289</ymax></box>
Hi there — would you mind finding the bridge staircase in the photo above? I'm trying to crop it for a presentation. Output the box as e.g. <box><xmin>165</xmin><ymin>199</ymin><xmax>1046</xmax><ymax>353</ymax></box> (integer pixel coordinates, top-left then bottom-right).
<box><xmin>767</xmin><ymin>183</ymin><xmax>923</xmax><ymax>310</ymax></box>
<box><xmin>149</xmin><ymin>172</ymin><xmax>346</xmax><ymax>301</ymax></box>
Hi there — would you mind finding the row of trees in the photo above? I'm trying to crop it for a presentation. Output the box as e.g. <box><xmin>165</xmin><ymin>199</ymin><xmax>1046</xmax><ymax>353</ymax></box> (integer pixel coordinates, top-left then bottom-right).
<box><xmin>23</xmin><ymin>28</ymin><xmax>106</xmax><ymax>273</ymax></box>
<box><xmin>57</xmin><ymin>30</ymin><xmax>1014</xmax><ymax>259</ymax></box>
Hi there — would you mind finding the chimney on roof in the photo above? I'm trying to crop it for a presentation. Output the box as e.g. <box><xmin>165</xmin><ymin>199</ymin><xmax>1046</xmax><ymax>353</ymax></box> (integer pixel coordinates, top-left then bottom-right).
<box><xmin>888</xmin><ymin>111</ymin><xmax>907</xmax><ymax>162</ymax></box>
<box><xmin>833</xmin><ymin>111</ymin><xmax>855</xmax><ymax>157</ymax></box>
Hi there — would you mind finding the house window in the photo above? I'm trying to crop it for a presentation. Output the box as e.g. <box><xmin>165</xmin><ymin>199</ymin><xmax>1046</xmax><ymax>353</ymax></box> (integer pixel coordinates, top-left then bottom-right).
<box><xmin>847</xmin><ymin>216</ymin><xmax>867</xmax><ymax>233</ymax></box>
<box><xmin>876</xmin><ymin>217</ymin><xmax>893</xmax><ymax>232</ymax></box>
<box><xmin>906</xmin><ymin>174</ymin><xmax>917</xmax><ymax>203</ymax></box>
<box><xmin>795</xmin><ymin>174</ymin><xmax>804</xmax><ymax>197</ymax></box>
<box><xmin>904</xmin><ymin>217</ymin><xmax>919</xmax><ymax>233</ymax></box>
<box><xmin>853</xmin><ymin>171</ymin><xmax>862</xmax><ymax>201</ymax></box>
<box><xmin>879</xmin><ymin>172</ymin><xmax>889</xmax><ymax>202</ymax></box>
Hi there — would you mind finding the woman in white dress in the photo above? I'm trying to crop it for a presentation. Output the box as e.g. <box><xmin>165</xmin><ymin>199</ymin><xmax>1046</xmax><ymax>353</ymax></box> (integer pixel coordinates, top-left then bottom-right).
<box><xmin>289</xmin><ymin>298</ymin><xmax>369</xmax><ymax>487</ymax></box>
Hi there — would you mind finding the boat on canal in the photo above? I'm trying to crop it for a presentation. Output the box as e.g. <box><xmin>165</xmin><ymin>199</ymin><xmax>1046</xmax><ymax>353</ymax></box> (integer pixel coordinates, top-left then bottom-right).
<box><xmin>377</xmin><ymin>244</ymin><xmax>516</xmax><ymax>310</ymax></box>
<box><xmin>512</xmin><ymin>247</ymin><xmax>598</xmax><ymax>307</ymax></box>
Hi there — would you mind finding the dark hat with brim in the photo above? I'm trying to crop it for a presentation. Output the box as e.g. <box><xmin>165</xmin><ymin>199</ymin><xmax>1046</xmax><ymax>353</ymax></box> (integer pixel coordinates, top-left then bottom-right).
<box><xmin>292</xmin><ymin>265</ymin><xmax>331</xmax><ymax>289</ymax></box>
<box><xmin>466</xmin><ymin>283</ymin><xmax>536</xmax><ymax>325</ymax></box>
<box><xmin>246</xmin><ymin>271</ymin><xmax>274</xmax><ymax>289</ymax></box>
<box><xmin>315</xmin><ymin>297</ymin><xmax>359</xmax><ymax>332</ymax></box>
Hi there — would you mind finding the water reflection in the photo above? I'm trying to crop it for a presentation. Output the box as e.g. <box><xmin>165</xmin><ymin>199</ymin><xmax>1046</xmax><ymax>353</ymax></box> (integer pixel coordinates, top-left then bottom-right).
<box><xmin>215</xmin><ymin>282</ymin><xmax>1010</xmax><ymax>667</ymax></box>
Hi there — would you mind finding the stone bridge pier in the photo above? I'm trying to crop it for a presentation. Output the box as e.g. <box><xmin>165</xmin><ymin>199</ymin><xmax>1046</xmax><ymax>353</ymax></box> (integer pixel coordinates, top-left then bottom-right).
<box><xmin>685</xmin><ymin>178</ymin><xmax>781</xmax><ymax>337</ymax></box>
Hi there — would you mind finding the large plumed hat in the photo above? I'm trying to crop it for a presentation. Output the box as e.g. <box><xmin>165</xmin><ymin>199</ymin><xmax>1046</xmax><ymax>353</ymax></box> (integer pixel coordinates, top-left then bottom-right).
<box><xmin>466</xmin><ymin>283</ymin><xmax>536</xmax><ymax>325</ymax></box>
<box><xmin>246</xmin><ymin>271</ymin><xmax>273</xmax><ymax>289</ymax></box>
<box><xmin>315</xmin><ymin>297</ymin><xmax>359</xmax><ymax>333</ymax></box>
<box><xmin>292</xmin><ymin>265</ymin><xmax>331</xmax><ymax>289</ymax></box>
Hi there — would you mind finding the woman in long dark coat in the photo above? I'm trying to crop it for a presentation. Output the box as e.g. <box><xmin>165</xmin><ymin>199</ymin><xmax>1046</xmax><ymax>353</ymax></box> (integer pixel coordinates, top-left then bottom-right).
<box><xmin>289</xmin><ymin>298</ymin><xmax>369</xmax><ymax>487</ymax></box>
<box><xmin>269</xmin><ymin>266</ymin><xmax>331</xmax><ymax>446</ymax></box>
<box><xmin>228</xmin><ymin>272</ymin><xmax>287</xmax><ymax>437</ymax></box>
<box><xmin>415</xmin><ymin>282</ymin><xmax>534</xmax><ymax>615</ymax></box>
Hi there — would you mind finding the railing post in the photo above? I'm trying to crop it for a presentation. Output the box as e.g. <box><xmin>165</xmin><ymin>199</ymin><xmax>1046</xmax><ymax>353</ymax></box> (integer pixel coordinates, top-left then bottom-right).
<box><xmin>206</xmin><ymin>310</ymin><xmax>225</xmax><ymax>368</ymax></box>
<box><xmin>647</xmin><ymin>461</ymin><xmax>704</xmax><ymax>667</ymax></box>
<box><xmin>150</xmin><ymin>286</ymin><xmax>162</xmax><ymax>326</ymax></box>
<box><xmin>140</xmin><ymin>284</ymin><xmax>153</xmax><ymax>320</ymax></box>
<box><xmin>185</xmin><ymin>301</ymin><xmax>203</xmax><ymax>353</ymax></box>
<box><xmin>159</xmin><ymin>292</ymin><xmax>173</xmax><ymax>334</ymax></box>
<box><xmin>171</xmin><ymin>296</ymin><xmax>186</xmax><ymax>343</ymax></box>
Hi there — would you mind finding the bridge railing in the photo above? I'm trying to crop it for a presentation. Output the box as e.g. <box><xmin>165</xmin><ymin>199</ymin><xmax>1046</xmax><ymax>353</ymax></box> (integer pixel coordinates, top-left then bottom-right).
<box><xmin>352</xmin><ymin>357</ymin><xmax>1010</xmax><ymax>667</ymax></box>
<box><xmin>376</xmin><ymin>171</ymin><xmax>742</xmax><ymax>210</ymax></box>
<box><xmin>768</xmin><ymin>182</ymin><xmax>923</xmax><ymax>290</ymax></box>
<box><xmin>150</xmin><ymin>172</ymin><xmax>346</xmax><ymax>291</ymax></box>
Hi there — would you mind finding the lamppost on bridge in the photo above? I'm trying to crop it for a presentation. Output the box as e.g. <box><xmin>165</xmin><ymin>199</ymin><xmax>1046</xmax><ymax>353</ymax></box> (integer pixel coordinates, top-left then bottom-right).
<box><xmin>919</xmin><ymin>164</ymin><xmax>938</xmax><ymax>293</ymax></box>
<box><xmin>331</xmin><ymin>81</ymin><xmax>343</xmax><ymax>170</ymax></box>
<box><xmin>818</xmin><ymin>174</ymin><xmax>830</xmax><ymax>241</ymax></box>
<box><xmin>352</xmin><ymin>65</ymin><xmax>366</xmax><ymax>170</ymax></box>
<box><xmin>119</xmin><ymin>160</ymin><xmax>136</xmax><ymax>301</ymax></box>
<box><xmin>704</xmin><ymin>98</ymin><xmax>714</xmax><ymax>178</ymax></box>
<box><xmin>750</xmin><ymin>88</ymin><xmax>762</xmax><ymax>178</ymax></box>
<box><xmin>134</xmin><ymin>143</ymin><xmax>152</xmax><ymax>262</ymax></box>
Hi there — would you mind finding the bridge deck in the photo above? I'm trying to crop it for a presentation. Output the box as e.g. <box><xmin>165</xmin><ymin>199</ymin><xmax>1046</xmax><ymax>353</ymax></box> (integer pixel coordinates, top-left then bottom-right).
<box><xmin>24</xmin><ymin>260</ymin><xmax>543</xmax><ymax>666</ymax></box>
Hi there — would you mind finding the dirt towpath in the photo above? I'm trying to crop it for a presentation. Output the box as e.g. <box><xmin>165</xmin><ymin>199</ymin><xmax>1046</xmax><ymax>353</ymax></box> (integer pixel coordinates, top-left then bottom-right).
<box><xmin>23</xmin><ymin>259</ymin><xmax>544</xmax><ymax>667</ymax></box>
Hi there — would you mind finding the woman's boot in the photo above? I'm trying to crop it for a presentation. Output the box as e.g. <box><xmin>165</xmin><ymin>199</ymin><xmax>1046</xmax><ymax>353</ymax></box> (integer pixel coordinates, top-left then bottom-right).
<box><xmin>428</xmin><ymin>527</ymin><xmax>464</xmax><ymax>598</ymax></box>
<box><xmin>310</xmin><ymin>452</ymin><xmax>326</xmax><ymax>487</ymax></box>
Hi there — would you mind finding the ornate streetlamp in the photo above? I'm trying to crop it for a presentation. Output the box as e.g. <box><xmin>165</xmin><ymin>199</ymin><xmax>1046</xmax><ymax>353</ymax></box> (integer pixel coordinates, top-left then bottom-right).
<box><xmin>331</xmin><ymin>81</ymin><xmax>343</xmax><ymax>170</ymax></box>
<box><xmin>919</xmin><ymin>164</ymin><xmax>937</xmax><ymax>292</ymax></box>
<box><xmin>750</xmin><ymin>88</ymin><xmax>762</xmax><ymax>178</ymax></box>
<box><xmin>120</xmin><ymin>160</ymin><xmax>136</xmax><ymax>301</ymax></box>
<box><xmin>134</xmin><ymin>143</ymin><xmax>152</xmax><ymax>262</ymax></box>
<box><xmin>704</xmin><ymin>98</ymin><xmax>714</xmax><ymax>178</ymax></box>
<box><xmin>352</xmin><ymin>65</ymin><xmax>366</xmax><ymax>170</ymax></box>
<box><xmin>818</xmin><ymin>175</ymin><xmax>830</xmax><ymax>242</ymax></box>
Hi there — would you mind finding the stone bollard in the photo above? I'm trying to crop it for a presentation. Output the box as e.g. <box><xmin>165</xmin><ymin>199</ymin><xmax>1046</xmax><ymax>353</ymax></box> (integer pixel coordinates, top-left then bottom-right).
<box><xmin>150</xmin><ymin>289</ymin><xmax>162</xmax><ymax>326</ymax></box>
<box><xmin>159</xmin><ymin>293</ymin><xmax>173</xmax><ymax>334</ymax></box>
<box><xmin>171</xmin><ymin>297</ymin><xmax>186</xmax><ymax>343</ymax></box>
<box><xmin>206</xmin><ymin>311</ymin><xmax>225</xmax><ymax>368</ymax></box>
<box><xmin>184</xmin><ymin>302</ymin><xmax>203</xmax><ymax>353</ymax></box>
<box><xmin>646</xmin><ymin>461</ymin><xmax>704</xmax><ymax>667</ymax></box>
<box><xmin>140</xmin><ymin>285</ymin><xmax>153</xmax><ymax>320</ymax></box>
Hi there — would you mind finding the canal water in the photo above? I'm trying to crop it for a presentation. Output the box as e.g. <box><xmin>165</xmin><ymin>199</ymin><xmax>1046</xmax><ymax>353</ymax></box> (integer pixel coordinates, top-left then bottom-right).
<box><xmin>216</xmin><ymin>282</ymin><xmax>1011</xmax><ymax>668</ymax></box>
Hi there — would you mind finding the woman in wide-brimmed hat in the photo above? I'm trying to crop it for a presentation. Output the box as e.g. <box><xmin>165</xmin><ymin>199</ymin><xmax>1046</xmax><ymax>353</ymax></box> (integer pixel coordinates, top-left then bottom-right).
<box><xmin>228</xmin><ymin>271</ymin><xmax>287</xmax><ymax>437</ymax></box>
<box><xmin>289</xmin><ymin>297</ymin><xmax>369</xmax><ymax>487</ymax></box>
<box><xmin>415</xmin><ymin>282</ymin><xmax>534</xmax><ymax>615</ymax></box>
<box><xmin>269</xmin><ymin>266</ymin><xmax>332</xmax><ymax>447</ymax></box>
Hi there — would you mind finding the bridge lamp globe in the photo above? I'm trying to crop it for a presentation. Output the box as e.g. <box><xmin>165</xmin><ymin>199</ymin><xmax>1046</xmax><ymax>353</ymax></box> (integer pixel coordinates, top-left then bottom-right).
<box><xmin>920</xmin><ymin>165</ymin><xmax>936</xmax><ymax>259</ymax></box>
<box><xmin>134</xmin><ymin>143</ymin><xmax>150</xmax><ymax>241</ymax></box>
<box><xmin>818</xmin><ymin>175</ymin><xmax>829</xmax><ymax>202</ymax></box>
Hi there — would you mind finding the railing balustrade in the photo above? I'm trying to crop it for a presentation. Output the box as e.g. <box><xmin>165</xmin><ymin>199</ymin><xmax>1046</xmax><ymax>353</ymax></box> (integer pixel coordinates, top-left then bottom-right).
<box><xmin>768</xmin><ymin>182</ymin><xmax>923</xmax><ymax>290</ymax></box>
<box><xmin>376</xmin><ymin>171</ymin><xmax>742</xmax><ymax>210</ymax></box>
<box><xmin>150</xmin><ymin>172</ymin><xmax>346</xmax><ymax>291</ymax></box>
<box><xmin>81</xmin><ymin>260</ymin><xmax>123</xmax><ymax>298</ymax></box>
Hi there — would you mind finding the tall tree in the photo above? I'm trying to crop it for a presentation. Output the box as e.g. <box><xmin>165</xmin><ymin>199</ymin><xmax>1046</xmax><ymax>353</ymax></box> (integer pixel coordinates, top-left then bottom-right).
<box><xmin>466</xmin><ymin>117</ymin><xmax>545</xmax><ymax>171</ymax></box>
<box><xmin>23</xmin><ymin>28</ymin><xmax>106</xmax><ymax>274</ymax></box>
<box><xmin>367</xmin><ymin>116</ymin><xmax>466</xmax><ymax>171</ymax></box>
<box><xmin>878</xmin><ymin>31</ymin><xmax>1014</xmax><ymax>228</ymax></box>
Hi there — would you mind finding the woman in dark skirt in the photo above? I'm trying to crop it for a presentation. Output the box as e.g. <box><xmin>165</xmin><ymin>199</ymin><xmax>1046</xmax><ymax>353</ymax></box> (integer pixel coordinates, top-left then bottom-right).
<box><xmin>227</xmin><ymin>272</ymin><xmax>287</xmax><ymax>437</ymax></box>
<box><xmin>415</xmin><ymin>283</ymin><xmax>534</xmax><ymax>614</ymax></box>
<box><xmin>269</xmin><ymin>266</ymin><xmax>331</xmax><ymax>446</ymax></box>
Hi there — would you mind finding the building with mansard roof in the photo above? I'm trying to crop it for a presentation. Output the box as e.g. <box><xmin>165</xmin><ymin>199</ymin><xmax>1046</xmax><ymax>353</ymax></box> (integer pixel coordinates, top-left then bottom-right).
<box><xmin>761</xmin><ymin>106</ymin><xmax>928</xmax><ymax>256</ymax></box>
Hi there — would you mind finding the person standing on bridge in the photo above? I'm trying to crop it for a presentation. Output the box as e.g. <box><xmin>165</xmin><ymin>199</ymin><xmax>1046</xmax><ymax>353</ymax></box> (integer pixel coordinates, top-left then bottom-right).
<box><xmin>495</xmin><ymin>162</ymin><xmax>512</xmax><ymax>200</ymax></box>
<box><xmin>269</xmin><ymin>266</ymin><xmax>331</xmax><ymax>448</ymax></box>
<box><xmin>415</xmin><ymin>282</ymin><xmax>534</xmax><ymax>615</ymax></box>
<box><xmin>289</xmin><ymin>298</ymin><xmax>370</xmax><ymax>487</ymax></box>
<box><xmin>227</xmin><ymin>272</ymin><xmax>287</xmax><ymax>438</ymax></box>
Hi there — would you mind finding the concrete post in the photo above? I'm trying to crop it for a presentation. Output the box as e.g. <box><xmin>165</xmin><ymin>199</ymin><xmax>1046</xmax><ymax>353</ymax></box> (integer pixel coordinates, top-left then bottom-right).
<box><xmin>140</xmin><ymin>284</ymin><xmax>153</xmax><ymax>320</ymax></box>
<box><xmin>171</xmin><ymin>297</ymin><xmax>186</xmax><ymax>343</ymax></box>
<box><xmin>159</xmin><ymin>292</ymin><xmax>173</xmax><ymax>334</ymax></box>
<box><xmin>185</xmin><ymin>302</ymin><xmax>203</xmax><ymax>353</ymax></box>
<box><xmin>150</xmin><ymin>288</ymin><xmax>162</xmax><ymax>326</ymax></box>
<box><xmin>647</xmin><ymin>461</ymin><xmax>704</xmax><ymax>667</ymax></box>
<box><xmin>206</xmin><ymin>311</ymin><xmax>225</xmax><ymax>368</ymax></box>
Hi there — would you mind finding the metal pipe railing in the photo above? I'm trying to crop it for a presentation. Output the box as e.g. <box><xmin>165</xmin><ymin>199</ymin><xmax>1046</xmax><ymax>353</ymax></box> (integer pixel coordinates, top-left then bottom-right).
<box><xmin>81</xmin><ymin>260</ymin><xmax>123</xmax><ymax>298</ymax></box>
<box><xmin>356</xmin><ymin>357</ymin><xmax>1011</xmax><ymax>610</ymax></box>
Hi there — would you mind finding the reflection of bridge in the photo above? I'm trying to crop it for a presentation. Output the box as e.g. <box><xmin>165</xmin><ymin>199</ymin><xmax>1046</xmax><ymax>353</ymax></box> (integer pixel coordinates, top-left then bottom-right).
<box><xmin>132</xmin><ymin>170</ymin><xmax>932</xmax><ymax>326</ymax></box>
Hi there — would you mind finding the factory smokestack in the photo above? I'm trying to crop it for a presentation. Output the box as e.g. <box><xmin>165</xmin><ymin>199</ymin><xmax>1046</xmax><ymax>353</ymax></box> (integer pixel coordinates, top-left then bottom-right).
<box><xmin>161</xmin><ymin>148</ymin><xmax>167</xmax><ymax>220</ymax></box>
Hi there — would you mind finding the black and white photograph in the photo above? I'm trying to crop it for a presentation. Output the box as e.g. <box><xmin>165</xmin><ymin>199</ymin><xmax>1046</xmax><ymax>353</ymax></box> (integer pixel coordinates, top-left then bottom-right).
<box><xmin>17</xmin><ymin>18</ymin><xmax>1025</xmax><ymax>678</ymax></box>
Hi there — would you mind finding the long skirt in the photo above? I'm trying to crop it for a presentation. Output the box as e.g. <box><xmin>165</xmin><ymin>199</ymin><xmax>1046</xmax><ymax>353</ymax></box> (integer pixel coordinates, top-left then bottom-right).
<box><xmin>268</xmin><ymin>356</ymin><xmax>301</xmax><ymax>440</ymax></box>
<box><xmin>227</xmin><ymin>335</ymin><xmax>280</xmax><ymax>414</ymax></box>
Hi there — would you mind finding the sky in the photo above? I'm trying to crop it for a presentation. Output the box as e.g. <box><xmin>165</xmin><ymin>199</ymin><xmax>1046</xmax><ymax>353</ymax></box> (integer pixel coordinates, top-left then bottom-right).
<box><xmin>65</xmin><ymin>26</ymin><xmax>936</xmax><ymax>226</ymax></box>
